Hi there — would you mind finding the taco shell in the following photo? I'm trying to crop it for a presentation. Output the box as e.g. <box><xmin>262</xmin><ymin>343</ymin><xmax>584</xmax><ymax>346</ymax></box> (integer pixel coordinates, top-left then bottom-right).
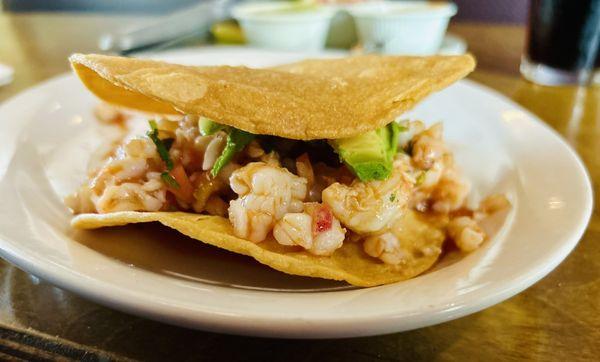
<box><xmin>69</xmin><ymin>53</ymin><xmax>469</xmax><ymax>286</ymax></box>
<box><xmin>73</xmin><ymin>210</ymin><xmax>446</xmax><ymax>287</ymax></box>
<box><xmin>70</xmin><ymin>53</ymin><xmax>475</xmax><ymax>140</ymax></box>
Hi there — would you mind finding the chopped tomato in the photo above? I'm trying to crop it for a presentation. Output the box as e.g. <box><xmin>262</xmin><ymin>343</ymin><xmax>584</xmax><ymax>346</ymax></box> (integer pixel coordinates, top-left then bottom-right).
<box><xmin>167</xmin><ymin>164</ymin><xmax>194</xmax><ymax>204</ymax></box>
<box><xmin>313</xmin><ymin>204</ymin><xmax>333</xmax><ymax>234</ymax></box>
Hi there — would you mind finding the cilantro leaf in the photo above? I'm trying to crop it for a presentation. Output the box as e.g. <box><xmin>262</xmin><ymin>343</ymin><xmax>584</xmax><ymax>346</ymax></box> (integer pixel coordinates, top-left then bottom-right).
<box><xmin>161</xmin><ymin>172</ymin><xmax>180</xmax><ymax>189</ymax></box>
<box><xmin>147</xmin><ymin>120</ymin><xmax>174</xmax><ymax>170</ymax></box>
<box><xmin>211</xmin><ymin>128</ymin><xmax>254</xmax><ymax>176</ymax></box>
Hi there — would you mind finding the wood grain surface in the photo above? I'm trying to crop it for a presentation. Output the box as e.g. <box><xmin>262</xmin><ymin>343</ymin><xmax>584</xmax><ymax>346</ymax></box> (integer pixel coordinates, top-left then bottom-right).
<box><xmin>0</xmin><ymin>13</ymin><xmax>598</xmax><ymax>361</ymax></box>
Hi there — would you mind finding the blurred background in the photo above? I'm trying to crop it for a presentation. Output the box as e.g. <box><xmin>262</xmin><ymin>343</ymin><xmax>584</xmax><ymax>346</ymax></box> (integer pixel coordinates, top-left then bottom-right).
<box><xmin>1</xmin><ymin>0</ymin><xmax>528</xmax><ymax>22</ymax></box>
<box><xmin>0</xmin><ymin>0</ymin><xmax>536</xmax><ymax>90</ymax></box>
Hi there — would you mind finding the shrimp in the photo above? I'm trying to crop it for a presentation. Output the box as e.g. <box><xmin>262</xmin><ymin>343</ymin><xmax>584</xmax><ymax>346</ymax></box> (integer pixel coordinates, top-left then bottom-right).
<box><xmin>66</xmin><ymin>136</ymin><xmax>166</xmax><ymax>214</ymax></box>
<box><xmin>363</xmin><ymin>232</ymin><xmax>407</xmax><ymax>265</ymax></box>
<box><xmin>94</xmin><ymin>177</ymin><xmax>166</xmax><ymax>213</ymax></box>
<box><xmin>476</xmin><ymin>194</ymin><xmax>510</xmax><ymax>217</ymax></box>
<box><xmin>409</xmin><ymin>134</ymin><xmax>470</xmax><ymax>214</ymax></box>
<box><xmin>229</xmin><ymin>197</ymin><xmax>273</xmax><ymax>242</ymax></box>
<box><xmin>322</xmin><ymin>166</ymin><xmax>413</xmax><ymax>235</ymax></box>
<box><xmin>273</xmin><ymin>213</ymin><xmax>313</xmax><ymax>250</ymax></box>
<box><xmin>396</xmin><ymin>120</ymin><xmax>425</xmax><ymax>150</ymax></box>
<box><xmin>108</xmin><ymin>137</ymin><xmax>159</xmax><ymax>182</ymax></box>
<box><xmin>411</xmin><ymin>122</ymin><xmax>446</xmax><ymax>170</ymax></box>
<box><xmin>273</xmin><ymin>203</ymin><xmax>345</xmax><ymax>256</ymax></box>
<box><xmin>305</xmin><ymin>203</ymin><xmax>345</xmax><ymax>255</ymax></box>
<box><xmin>430</xmin><ymin>166</ymin><xmax>470</xmax><ymax>213</ymax></box>
<box><xmin>447</xmin><ymin>216</ymin><xmax>486</xmax><ymax>252</ymax></box>
<box><xmin>228</xmin><ymin>162</ymin><xmax>307</xmax><ymax>242</ymax></box>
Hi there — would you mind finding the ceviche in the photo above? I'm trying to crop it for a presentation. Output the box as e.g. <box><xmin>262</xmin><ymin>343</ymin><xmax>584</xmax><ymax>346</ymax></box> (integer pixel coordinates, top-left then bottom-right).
<box><xmin>65</xmin><ymin>53</ymin><xmax>509</xmax><ymax>286</ymax></box>
<box><xmin>68</xmin><ymin>112</ymin><xmax>508</xmax><ymax>263</ymax></box>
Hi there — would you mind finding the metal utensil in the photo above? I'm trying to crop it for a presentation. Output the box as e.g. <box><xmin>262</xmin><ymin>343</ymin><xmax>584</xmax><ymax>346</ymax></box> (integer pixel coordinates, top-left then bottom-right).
<box><xmin>98</xmin><ymin>0</ymin><xmax>235</xmax><ymax>54</ymax></box>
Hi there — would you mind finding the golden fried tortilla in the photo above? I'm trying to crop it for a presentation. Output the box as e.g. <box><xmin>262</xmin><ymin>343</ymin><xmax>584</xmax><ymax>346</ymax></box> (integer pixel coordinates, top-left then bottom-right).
<box><xmin>70</xmin><ymin>53</ymin><xmax>475</xmax><ymax>140</ymax></box>
<box><xmin>72</xmin><ymin>210</ymin><xmax>446</xmax><ymax>287</ymax></box>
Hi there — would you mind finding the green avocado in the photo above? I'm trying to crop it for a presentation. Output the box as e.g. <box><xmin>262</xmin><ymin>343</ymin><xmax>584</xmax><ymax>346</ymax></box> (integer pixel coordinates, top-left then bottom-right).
<box><xmin>331</xmin><ymin>122</ymin><xmax>400</xmax><ymax>182</ymax></box>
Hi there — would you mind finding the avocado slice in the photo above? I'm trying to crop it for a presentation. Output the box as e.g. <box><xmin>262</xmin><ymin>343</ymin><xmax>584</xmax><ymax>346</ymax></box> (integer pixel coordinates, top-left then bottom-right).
<box><xmin>331</xmin><ymin>122</ymin><xmax>400</xmax><ymax>182</ymax></box>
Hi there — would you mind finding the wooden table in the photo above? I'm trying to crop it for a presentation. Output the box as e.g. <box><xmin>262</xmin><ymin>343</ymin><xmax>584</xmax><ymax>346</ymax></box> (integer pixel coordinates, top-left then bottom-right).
<box><xmin>0</xmin><ymin>13</ymin><xmax>599</xmax><ymax>361</ymax></box>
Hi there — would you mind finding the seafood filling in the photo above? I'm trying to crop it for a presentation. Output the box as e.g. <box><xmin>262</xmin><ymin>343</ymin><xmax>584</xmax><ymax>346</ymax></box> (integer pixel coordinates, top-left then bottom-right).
<box><xmin>68</xmin><ymin>115</ymin><xmax>509</xmax><ymax>262</ymax></box>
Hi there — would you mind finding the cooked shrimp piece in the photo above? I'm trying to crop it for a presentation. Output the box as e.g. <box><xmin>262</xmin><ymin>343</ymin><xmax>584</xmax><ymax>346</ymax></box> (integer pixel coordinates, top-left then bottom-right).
<box><xmin>417</xmin><ymin>158</ymin><xmax>444</xmax><ymax>188</ymax></box>
<box><xmin>174</xmin><ymin>114</ymin><xmax>199</xmax><ymax>143</ymax></box>
<box><xmin>273</xmin><ymin>213</ymin><xmax>313</xmax><ymax>249</ymax></box>
<box><xmin>66</xmin><ymin>136</ymin><xmax>167</xmax><ymax>214</ymax></box>
<box><xmin>273</xmin><ymin>203</ymin><xmax>345</xmax><ymax>256</ymax></box>
<box><xmin>229</xmin><ymin>198</ymin><xmax>273</xmax><ymax>242</ymax></box>
<box><xmin>363</xmin><ymin>232</ymin><xmax>407</xmax><ymax>265</ymax></box>
<box><xmin>448</xmin><ymin>216</ymin><xmax>486</xmax><ymax>252</ymax></box>
<box><xmin>311</xmin><ymin>221</ymin><xmax>345</xmax><ymax>255</ymax></box>
<box><xmin>430</xmin><ymin>168</ymin><xmax>470</xmax><ymax>213</ymax></box>
<box><xmin>322</xmin><ymin>167</ymin><xmax>413</xmax><ymax>235</ymax></box>
<box><xmin>94</xmin><ymin>180</ymin><xmax>166</xmax><ymax>213</ymax></box>
<box><xmin>411</xmin><ymin>122</ymin><xmax>446</xmax><ymax>170</ymax></box>
<box><xmin>409</xmin><ymin>149</ymin><xmax>470</xmax><ymax>214</ymax></box>
<box><xmin>477</xmin><ymin>194</ymin><xmax>510</xmax><ymax>216</ymax></box>
<box><xmin>230</xmin><ymin>162</ymin><xmax>306</xmax><ymax>217</ymax></box>
<box><xmin>228</xmin><ymin>162</ymin><xmax>308</xmax><ymax>242</ymax></box>
<box><xmin>105</xmin><ymin>137</ymin><xmax>158</xmax><ymax>182</ymax></box>
<box><xmin>64</xmin><ymin>186</ymin><xmax>97</xmax><ymax>214</ymax></box>
<box><xmin>396</xmin><ymin>120</ymin><xmax>425</xmax><ymax>150</ymax></box>
<box><xmin>305</xmin><ymin>202</ymin><xmax>345</xmax><ymax>255</ymax></box>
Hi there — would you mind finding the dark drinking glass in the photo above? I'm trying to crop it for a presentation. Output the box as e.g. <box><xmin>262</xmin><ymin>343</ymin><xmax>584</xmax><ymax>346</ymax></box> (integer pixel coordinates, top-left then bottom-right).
<box><xmin>521</xmin><ymin>0</ymin><xmax>600</xmax><ymax>85</ymax></box>
<box><xmin>595</xmin><ymin>55</ymin><xmax>600</xmax><ymax>84</ymax></box>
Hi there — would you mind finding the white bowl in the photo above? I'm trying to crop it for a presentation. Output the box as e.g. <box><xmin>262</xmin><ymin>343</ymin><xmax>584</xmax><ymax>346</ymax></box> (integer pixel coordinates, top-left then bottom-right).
<box><xmin>232</xmin><ymin>2</ymin><xmax>336</xmax><ymax>51</ymax></box>
<box><xmin>348</xmin><ymin>1</ymin><xmax>457</xmax><ymax>55</ymax></box>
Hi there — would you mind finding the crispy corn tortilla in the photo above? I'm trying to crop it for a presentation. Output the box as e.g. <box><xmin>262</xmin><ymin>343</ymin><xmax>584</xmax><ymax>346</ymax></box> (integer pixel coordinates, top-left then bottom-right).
<box><xmin>72</xmin><ymin>210</ymin><xmax>446</xmax><ymax>287</ymax></box>
<box><xmin>70</xmin><ymin>53</ymin><xmax>475</xmax><ymax>140</ymax></box>
<box><xmin>70</xmin><ymin>53</ymin><xmax>463</xmax><ymax>286</ymax></box>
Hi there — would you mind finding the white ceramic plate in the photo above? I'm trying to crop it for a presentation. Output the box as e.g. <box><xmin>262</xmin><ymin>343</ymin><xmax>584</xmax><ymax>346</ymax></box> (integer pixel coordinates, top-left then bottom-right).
<box><xmin>0</xmin><ymin>47</ymin><xmax>592</xmax><ymax>338</ymax></box>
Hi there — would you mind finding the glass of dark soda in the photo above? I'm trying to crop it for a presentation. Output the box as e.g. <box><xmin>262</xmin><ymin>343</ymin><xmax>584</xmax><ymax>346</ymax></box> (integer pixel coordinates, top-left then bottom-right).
<box><xmin>595</xmin><ymin>50</ymin><xmax>600</xmax><ymax>84</ymax></box>
<box><xmin>521</xmin><ymin>0</ymin><xmax>600</xmax><ymax>86</ymax></box>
